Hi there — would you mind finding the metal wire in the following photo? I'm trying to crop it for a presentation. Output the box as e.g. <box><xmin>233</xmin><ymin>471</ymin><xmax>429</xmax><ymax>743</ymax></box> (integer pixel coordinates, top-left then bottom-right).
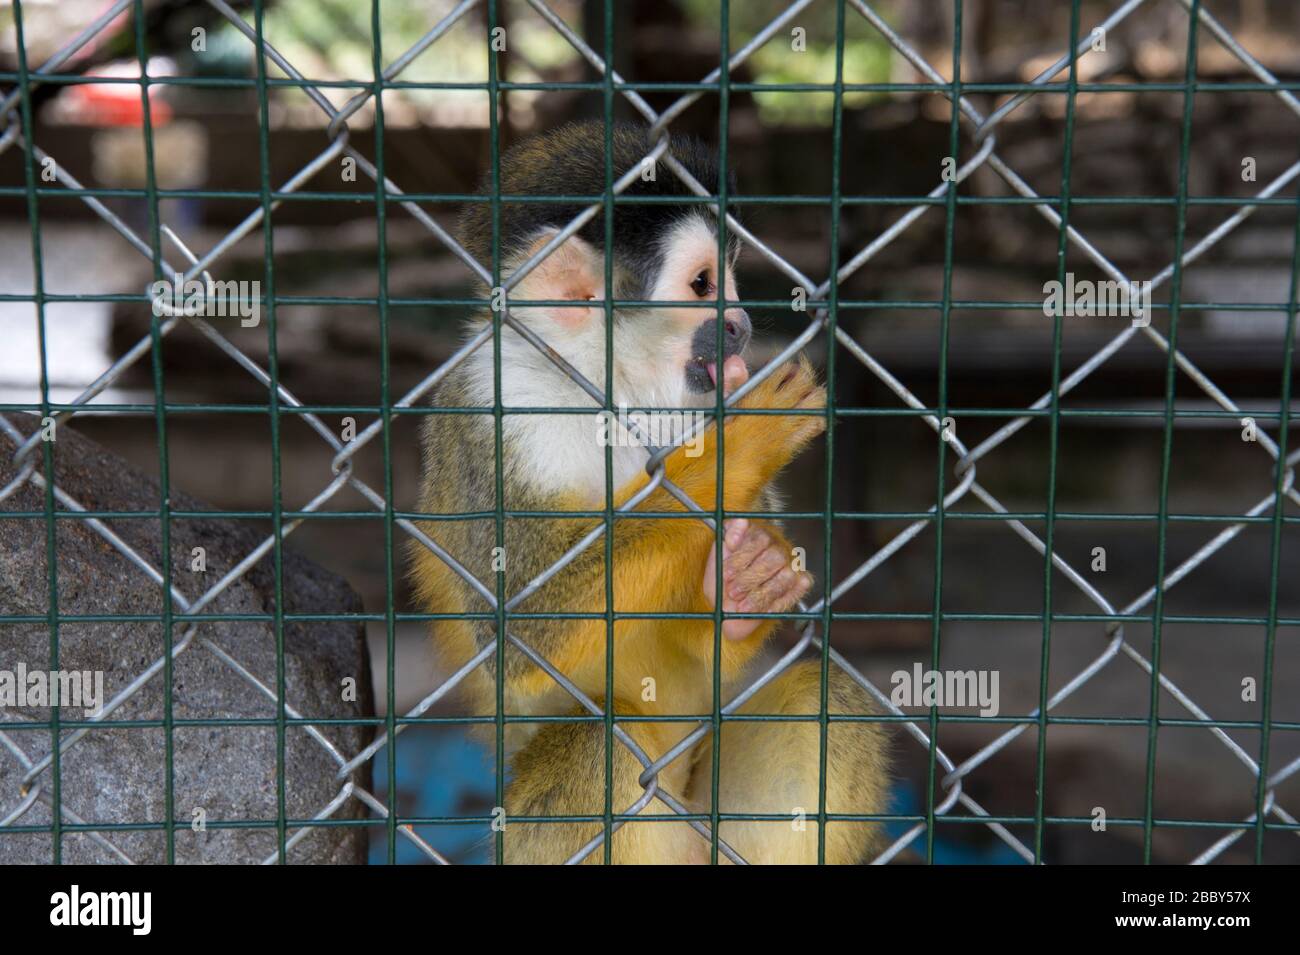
<box><xmin>0</xmin><ymin>0</ymin><xmax>1297</xmax><ymax>865</ymax></box>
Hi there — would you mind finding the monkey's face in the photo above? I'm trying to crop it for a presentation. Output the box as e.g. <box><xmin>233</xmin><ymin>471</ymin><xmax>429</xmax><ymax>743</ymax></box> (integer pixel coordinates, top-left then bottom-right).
<box><xmin>628</xmin><ymin>215</ymin><xmax>751</xmax><ymax>408</ymax></box>
<box><xmin>499</xmin><ymin>215</ymin><xmax>750</xmax><ymax>413</ymax></box>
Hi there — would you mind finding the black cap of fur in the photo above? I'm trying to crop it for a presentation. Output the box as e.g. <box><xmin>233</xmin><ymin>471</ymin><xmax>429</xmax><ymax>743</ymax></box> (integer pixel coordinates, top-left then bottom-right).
<box><xmin>458</xmin><ymin>120</ymin><xmax>739</xmax><ymax>295</ymax></box>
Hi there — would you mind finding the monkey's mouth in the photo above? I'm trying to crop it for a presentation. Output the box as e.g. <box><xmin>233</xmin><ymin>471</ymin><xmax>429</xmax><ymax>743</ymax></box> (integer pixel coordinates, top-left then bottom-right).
<box><xmin>685</xmin><ymin>355</ymin><xmax>748</xmax><ymax>395</ymax></box>
<box><xmin>684</xmin><ymin>357</ymin><xmax>712</xmax><ymax>394</ymax></box>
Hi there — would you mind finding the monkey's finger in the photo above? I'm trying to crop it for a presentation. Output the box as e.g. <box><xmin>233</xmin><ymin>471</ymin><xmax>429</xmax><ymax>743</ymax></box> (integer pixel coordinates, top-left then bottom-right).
<box><xmin>722</xmin><ymin>569</ymin><xmax>812</xmax><ymax>640</ymax></box>
<box><xmin>703</xmin><ymin>523</ymin><xmax>748</xmax><ymax>609</ymax></box>
<box><xmin>725</xmin><ymin>526</ymin><xmax>771</xmax><ymax>575</ymax></box>
<box><xmin>736</xmin><ymin>563</ymin><xmax>793</xmax><ymax>611</ymax></box>
<box><xmin>728</xmin><ymin>543</ymin><xmax>789</xmax><ymax>601</ymax></box>
<box><xmin>739</xmin><ymin>568</ymin><xmax>812</xmax><ymax>614</ymax></box>
<box><xmin>722</xmin><ymin>518</ymin><xmax>749</xmax><ymax>552</ymax></box>
<box><xmin>723</xmin><ymin>524</ymin><xmax>775</xmax><ymax>583</ymax></box>
<box><xmin>720</xmin><ymin>354</ymin><xmax>749</xmax><ymax>397</ymax></box>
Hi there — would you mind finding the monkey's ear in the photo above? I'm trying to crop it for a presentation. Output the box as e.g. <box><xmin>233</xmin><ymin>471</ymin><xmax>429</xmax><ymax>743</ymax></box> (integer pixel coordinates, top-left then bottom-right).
<box><xmin>507</xmin><ymin>229</ymin><xmax>604</xmax><ymax>328</ymax></box>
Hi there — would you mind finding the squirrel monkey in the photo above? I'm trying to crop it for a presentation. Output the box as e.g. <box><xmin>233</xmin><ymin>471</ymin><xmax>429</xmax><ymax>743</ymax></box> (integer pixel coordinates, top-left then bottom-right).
<box><xmin>410</xmin><ymin>121</ymin><xmax>889</xmax><ymax>864</ymax></box>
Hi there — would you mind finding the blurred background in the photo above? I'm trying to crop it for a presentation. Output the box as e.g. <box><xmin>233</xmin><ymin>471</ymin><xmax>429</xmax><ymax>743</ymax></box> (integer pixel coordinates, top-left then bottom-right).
<box><xmin>1</xmin><ymin>0</ymin><xmax>1298</xmax><ymax>863</ymax></box>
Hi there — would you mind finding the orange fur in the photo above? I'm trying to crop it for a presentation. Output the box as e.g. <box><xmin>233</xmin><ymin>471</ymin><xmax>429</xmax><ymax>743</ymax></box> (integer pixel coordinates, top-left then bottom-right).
<box><xmin>411</xmin><ymin>354</ymin><xmax>890</xmax><ymax>863</ymax></box>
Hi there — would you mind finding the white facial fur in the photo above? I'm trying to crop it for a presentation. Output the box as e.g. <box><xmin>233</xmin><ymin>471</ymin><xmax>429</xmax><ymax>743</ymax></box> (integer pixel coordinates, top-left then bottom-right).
<box><xmin>459</xmin><ymin>216</ymin><xmax>743</xmax><ymax>503</ymax></box>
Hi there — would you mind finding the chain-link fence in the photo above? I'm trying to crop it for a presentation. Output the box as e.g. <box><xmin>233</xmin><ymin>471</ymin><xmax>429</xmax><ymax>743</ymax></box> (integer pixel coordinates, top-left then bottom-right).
<box><xmin>0</xmin><ymin>0</ymin><xmax>1297</xmax><ymax>864</ymax></box>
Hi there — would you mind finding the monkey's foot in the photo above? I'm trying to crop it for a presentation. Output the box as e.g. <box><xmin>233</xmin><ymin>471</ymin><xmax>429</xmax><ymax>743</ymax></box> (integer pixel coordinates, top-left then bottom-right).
<box><xmin>701</xmin><ymin>518</ymin><xmax>813</xmax><ymax>641</ymax></box>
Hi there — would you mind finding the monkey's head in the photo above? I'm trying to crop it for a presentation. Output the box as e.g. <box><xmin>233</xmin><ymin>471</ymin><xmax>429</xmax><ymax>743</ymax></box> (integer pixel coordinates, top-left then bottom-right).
<box><xmin>458</xmin><ymin>121</ymin><xmax>752</xmax><ymax>409</ymax></box>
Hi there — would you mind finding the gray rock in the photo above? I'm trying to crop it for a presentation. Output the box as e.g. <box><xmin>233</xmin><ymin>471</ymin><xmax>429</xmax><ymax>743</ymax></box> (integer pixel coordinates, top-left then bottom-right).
<box><xmin>0</xmin><ymin>417</ymin><xmax>373</xmax><ymax>863</ymax></box>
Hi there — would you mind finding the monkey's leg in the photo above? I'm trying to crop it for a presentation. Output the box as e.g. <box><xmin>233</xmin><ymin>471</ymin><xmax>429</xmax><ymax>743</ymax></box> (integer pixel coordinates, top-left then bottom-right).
<box><xmin>686</xmin><ymin>660</ymin><xmax>891</xmax><ymax>865</ymax></box>
<box><xmin>503</xmin><ymin>701</ymin><xmax>707</xmax><ymax>865</ymax></box>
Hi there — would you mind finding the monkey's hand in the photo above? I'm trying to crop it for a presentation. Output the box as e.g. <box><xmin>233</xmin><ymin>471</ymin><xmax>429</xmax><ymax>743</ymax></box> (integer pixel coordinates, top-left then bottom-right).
<box><xmin>614</xmin><ymin>354</ymin><xmax>825</xmax><ymax>633</ymax></box>
<box><xmin>701</xmin><ymin>518</ymin><xmax>813</xmax><ymax>640</ymax></box>
<box><xmin>692</xmin><ymin>355</ymin><xmax>826</xmax><ymax>510</ymax></box>
<box><xmin>727</xmin><ymin>355</ymin><xmax>825</xmax><ymax>461</ymax></box>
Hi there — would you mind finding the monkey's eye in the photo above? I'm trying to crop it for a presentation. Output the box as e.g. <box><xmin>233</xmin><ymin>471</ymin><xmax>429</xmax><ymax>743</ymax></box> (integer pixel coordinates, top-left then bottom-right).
<box><xmin>690</xmin><ymin>270</ymin><xmax>712</xmax><ymax>298</ymax></box>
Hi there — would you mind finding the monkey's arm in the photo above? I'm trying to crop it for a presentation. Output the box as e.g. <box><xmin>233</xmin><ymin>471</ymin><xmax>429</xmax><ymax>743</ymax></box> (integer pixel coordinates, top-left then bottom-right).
<box><xmin>502</xmin><ymin>357</ymin><xmax>826</xmax><ymax>699</ymax></box>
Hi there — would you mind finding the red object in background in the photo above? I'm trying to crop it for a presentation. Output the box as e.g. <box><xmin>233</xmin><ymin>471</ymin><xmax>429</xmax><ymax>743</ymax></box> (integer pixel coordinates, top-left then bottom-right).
<box><xmin>64</xmin><ymin>78</ymin><xmax>173</xmax><ymax>127</ymax></box>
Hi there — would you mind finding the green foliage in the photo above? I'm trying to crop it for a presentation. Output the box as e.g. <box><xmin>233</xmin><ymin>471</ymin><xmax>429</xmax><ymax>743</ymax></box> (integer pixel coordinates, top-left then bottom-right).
<box><xmin>682</xmin><ymin>0</ymin><xmax>894</xmax><ymax>124</ymax></box>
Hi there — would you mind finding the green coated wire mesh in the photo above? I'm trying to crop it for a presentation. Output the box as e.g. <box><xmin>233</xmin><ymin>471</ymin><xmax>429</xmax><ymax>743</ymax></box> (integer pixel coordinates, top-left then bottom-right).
<box><xmin>0</xmin><ymin>0</ymin><xmax>1297</xmax><ymax>864</ymax></box>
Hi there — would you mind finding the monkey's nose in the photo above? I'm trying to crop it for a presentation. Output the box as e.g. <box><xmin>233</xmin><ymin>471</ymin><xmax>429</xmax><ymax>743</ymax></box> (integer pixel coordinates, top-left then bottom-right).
<box><xmin>723</xmin><ymin>308</ymin><xmax>752</xmax><ymax>352</ymax></box>
<box><xmin>689</xmin><ymin>309</ymin><xmax>751</xmax><ymax>386</ymax></box>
